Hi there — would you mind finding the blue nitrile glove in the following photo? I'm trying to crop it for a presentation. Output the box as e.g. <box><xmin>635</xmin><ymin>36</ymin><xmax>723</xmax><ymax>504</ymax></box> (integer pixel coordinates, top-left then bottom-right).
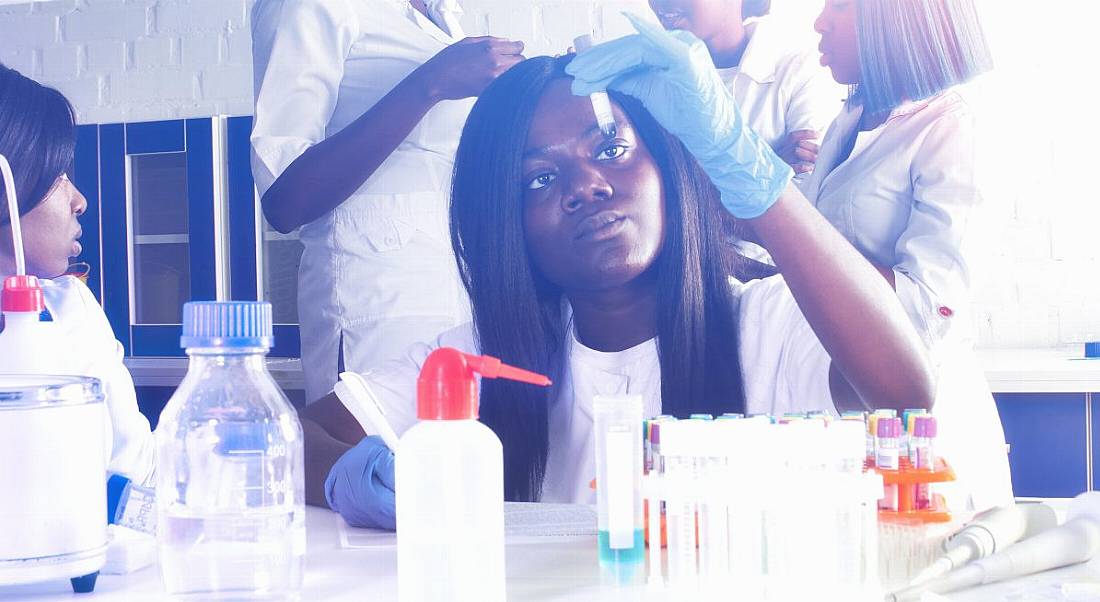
<box><xmin>325</xmin><ymin>435</ymin><xmax>397</xmax><ymax>530</ymax></box>
<box><xmin>565</xmin><ymin>13</ymin><xmax>792</xmax><ymax>218</ymax></box>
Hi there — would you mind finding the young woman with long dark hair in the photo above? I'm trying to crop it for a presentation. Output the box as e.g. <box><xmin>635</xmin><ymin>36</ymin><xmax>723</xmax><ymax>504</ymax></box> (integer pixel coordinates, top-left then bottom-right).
<box><xmin>290</xmin><ymin>50</ymin><xmax>1020</xmax><ymax>530</ymax></box>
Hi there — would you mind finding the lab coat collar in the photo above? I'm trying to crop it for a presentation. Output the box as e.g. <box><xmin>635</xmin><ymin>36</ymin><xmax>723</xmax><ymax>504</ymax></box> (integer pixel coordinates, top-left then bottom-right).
<box><xmin>389</xmin><ymin>0</ymin><xmax>465</xmax><ymax>41</ymax></box>
<box><xmin>735</xmin><ymin>17</ymin><xmax>783</xmax><ymax>84</ymax></box>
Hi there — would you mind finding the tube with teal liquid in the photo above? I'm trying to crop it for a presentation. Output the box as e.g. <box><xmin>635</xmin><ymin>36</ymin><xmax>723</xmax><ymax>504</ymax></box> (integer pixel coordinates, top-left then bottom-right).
<box><xmin>593</xmin><ymin>394</ymin><xmax>645</xmax><ymax>585</ymax></box>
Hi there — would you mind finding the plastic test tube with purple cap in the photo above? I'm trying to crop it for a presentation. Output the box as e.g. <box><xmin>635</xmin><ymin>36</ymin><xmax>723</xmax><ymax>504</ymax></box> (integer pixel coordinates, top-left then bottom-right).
<box><xmin>876</xmin><ymin>417</ymin><xmax>902</xmax><ymax>511</ymax></box>
<box><xmin>913</xmin><ymin>416</ymin><xmax>938</xmax><ymax>509</ymax></box>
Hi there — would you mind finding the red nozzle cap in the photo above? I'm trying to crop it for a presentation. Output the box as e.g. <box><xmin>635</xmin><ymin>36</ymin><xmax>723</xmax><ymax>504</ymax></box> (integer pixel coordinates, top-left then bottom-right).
<box><xmin>2</xmin><ymin>275</ymin><xmax>45</xmax><ymax>313</ymax></box>
<box><xmin>416</xmin><ymin>347</ymin><xmax>552</xmax><ymax>420</ymax></box>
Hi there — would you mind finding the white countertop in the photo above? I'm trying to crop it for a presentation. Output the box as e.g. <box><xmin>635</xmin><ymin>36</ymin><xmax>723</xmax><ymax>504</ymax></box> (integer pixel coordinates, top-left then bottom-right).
<box><xmin>977</xmin><ymin>347</ymin><xmax>1100</xmax><ymax>393</ymax></box>
<box><xmin>125</xmin><ymin>348</ymin><xmax>1100</xmax><ymax>395</ymax></box>
<box><xmin>4</xmin><ymin>503</ymin><xmax>1099</xmax><ymax>601</ymax></box>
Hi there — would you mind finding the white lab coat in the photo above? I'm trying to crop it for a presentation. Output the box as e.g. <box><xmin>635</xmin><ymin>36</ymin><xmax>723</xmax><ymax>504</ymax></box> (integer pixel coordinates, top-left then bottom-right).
<box><xmin>717</xmin><ymin>15</ymin><xmax>845</xmax><ymax>260</ymax></box>
<box><xmin>341</xmin><ymin>276</ymin><xmax>1011</xmax><ymax>510</ymax></box>
<box><xmin>37</xmin><ymin>277</ymin><xmax>156</xmax><ymax>486</ymax></box>
<box><xmin>718</xmin><ymin>16</ymin><xmax>846</xmax><ymax>173</ymax></box>
<box><xmin>251</xmin><ymin>0</ymin><xmax>474</xmax><ymax>401</ymax></box>
<box><xmin>803</xmin><ymin>88</ymin><xmax>1013</xmax><ymax>510</ymax></box>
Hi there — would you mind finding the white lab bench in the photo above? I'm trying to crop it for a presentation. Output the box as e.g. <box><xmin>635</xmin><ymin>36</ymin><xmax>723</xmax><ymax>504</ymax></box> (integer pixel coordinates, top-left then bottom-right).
<box><xmin>3</xmin><ymin>503</ymin><xmax>1100</xmax><ymax>601</ymax></box>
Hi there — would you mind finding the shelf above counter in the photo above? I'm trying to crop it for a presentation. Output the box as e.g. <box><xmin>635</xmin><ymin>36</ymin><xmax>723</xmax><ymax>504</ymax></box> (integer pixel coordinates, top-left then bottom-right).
<box><xmin>124</xmin><ymin>356</ymin><xmax>304</xmax><ymax>390</ymax></box>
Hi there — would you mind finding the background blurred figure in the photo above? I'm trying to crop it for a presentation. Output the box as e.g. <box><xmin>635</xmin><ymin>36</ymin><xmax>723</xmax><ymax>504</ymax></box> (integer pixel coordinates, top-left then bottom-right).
<box><xmin>807</xmin><ymin>0</ymin><xmax>1009</xmax><ymax>510</ymax></box>
<box><xmin>648</xmin><ymin>0</ymin><xmax>844</xmax><ymax>179</ymax></box>
<box><xmin>647</xmin><ymin>0</ymin><xmax>844</xmax><ymax>259</ymax></box>
<box><xmin>250</xmin><ymin>0</ymin><xmax>524</xmax><ymax>402</ymax></box>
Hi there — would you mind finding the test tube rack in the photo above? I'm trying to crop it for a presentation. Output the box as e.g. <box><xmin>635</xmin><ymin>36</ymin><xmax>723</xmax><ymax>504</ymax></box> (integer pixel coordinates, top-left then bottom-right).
<box><xmin>873</xmin><ymin>457</ymin><xmax>956</xmax><ymax>523</ymax></box>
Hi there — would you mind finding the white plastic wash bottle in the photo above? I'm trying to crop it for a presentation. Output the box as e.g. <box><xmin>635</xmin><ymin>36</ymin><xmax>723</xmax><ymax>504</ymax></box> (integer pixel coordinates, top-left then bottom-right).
<box><xmin>396</xmin><ymin>348</ymin><xmax>550</xmax><ymax>602</ymax></box>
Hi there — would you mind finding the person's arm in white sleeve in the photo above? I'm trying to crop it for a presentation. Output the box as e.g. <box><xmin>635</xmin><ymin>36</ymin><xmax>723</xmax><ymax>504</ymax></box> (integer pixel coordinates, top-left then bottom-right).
<box><xmin>774</xmin><ymin>51</ymin><xmax>845</xmax><ymax>179</ymax></box>
<box><xmin>74</xmin><ymin>281</ymin><xmax>156</xmax><ymax>487</ymax></box>
<box><xmin>750</xmin><ymin>187</ymin><xmax>935</xmax><ymax>412</ymax></box>
<box><xmin>892</xmin><ymin>105</ymin><xmax>979</xmax><ymax>352</ymax></box>
<box><xmin>251</xmin><ymin>0</ymin><xmax>525</xmax><ymax>233</ymax></box>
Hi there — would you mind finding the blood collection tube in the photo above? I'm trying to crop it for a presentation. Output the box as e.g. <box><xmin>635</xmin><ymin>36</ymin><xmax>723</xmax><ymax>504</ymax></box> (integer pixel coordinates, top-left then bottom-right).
<box><xmin>913</xmin><ymin>416</ymin><xmax>938</xmax><ymax>509</ymax></box>
<box><xmin>876</xmin><ymin>417</ymin><xmax>901</xmax><ymax>511</ymax></box>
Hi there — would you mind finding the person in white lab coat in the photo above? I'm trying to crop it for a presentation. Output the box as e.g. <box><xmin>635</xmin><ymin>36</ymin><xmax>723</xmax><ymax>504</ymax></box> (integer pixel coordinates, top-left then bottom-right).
<box><xmin>804</xmin><ymin>0</ymin><xmax>1009</xmax><ymax>510</ymax></box>
<box><xmin>0</xmin><ymin>64</ymin><xmax>155</xmax><ymax>485</ymax></box>
<box><xmin>299</xmin><ymin>55</ymin><xmax>1016</xmax><ymax>530</ymax></box>
<box><xmin>647</xmin><ymin>0</ymin><xmax>845</xmax><ymax>259</ymax></box>
<box><xmin>649</xmin><ymin>0</ymin><xmax>844</xmax><ymax>179</ymax></box>
<box><xmin>250</xmin><ymin>0</ymin><xmax>525</xmax><ymax>402</ymax></box>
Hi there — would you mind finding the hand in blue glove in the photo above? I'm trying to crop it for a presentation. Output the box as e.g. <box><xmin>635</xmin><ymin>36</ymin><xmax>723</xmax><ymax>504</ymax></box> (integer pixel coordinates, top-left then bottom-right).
<box><xmin>325</xmin><ymin>435</ymin><xmax>397</xmax><ymax>530</ymax></box>
<box><xmin>565</xmin><ymin>13</ymin><xmax>792</xmax><ymax>219</ymax></box>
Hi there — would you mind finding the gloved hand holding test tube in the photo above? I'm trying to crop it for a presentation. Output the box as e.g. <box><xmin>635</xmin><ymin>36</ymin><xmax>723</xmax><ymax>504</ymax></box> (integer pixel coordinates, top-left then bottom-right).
<box><xmin>572</xmin><ymin>35</ymin><xmax>617</xmax><ymax>139</ymax></box>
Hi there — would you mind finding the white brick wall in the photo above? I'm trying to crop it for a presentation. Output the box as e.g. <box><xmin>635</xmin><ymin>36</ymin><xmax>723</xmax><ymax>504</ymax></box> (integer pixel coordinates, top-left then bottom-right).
<box><xmin>0</xmin><ymin>0</ymin><xmax>1097</xmax><ymax>350</ymax></box>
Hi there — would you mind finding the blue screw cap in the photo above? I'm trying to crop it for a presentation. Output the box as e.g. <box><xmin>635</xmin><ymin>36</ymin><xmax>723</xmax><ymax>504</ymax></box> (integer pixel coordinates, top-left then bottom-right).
<box><xmin>180</xmin><ymin>301</ymin><xmax>273</xmax><ymax>349</ymax></box>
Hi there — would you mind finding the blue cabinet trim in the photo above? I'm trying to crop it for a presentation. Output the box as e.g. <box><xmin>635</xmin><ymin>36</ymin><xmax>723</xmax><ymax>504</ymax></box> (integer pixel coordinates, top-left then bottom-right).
<box><xmin>227</xmin><ymin>115</ymin><xmax>258</xmax><ymax>301</ymax></box>
<box><xmin>125</xmin><ymin>120</ymin><xmax>185</xmax><ymax>155</ymax></box>
<box><xmin>184</xmin><ymin>118</ymin><xmax>217</xmax><ymax>303</ymax></box>
<box><xmin>98</xmin><ymin>123</ymin><xmax>131</xmax><ymax>354</ymax></box>
<box><xmin>73</xmin><ymin>124</ymin><xmax>102</xmax><ymax>302</ymax></box>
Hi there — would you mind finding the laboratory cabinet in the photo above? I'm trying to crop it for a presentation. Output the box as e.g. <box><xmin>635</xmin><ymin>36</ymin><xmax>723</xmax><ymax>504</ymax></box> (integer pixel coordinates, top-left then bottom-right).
<box><xmin>994</xmin><ymin>393</ymin><xmax>1091</xmax><ymax>498</ymax></box>
<box><xmin>71</xmin><ymin>116</ymin><xmax>302</xmax><ymax>359</ymax></box>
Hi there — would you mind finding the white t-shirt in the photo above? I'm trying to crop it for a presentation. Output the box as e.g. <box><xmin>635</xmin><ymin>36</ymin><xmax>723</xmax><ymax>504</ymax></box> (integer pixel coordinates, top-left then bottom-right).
<box><xmin>346</xmin><ymin>275</ymin><xmax>1011</xmax><ymax>510</ymax></box>
<box><xmin>39</xmin><ymin>277</ymin><xmax>156</xmax><ymax>486</ymax></box>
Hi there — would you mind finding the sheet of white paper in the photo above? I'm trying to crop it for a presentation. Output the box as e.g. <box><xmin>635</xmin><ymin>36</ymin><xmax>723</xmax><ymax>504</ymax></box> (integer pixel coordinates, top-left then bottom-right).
<box><xmin>503</xmin><ymin>502</ymin><xmax>598</xmax><ymax>544</ymax></box>
<box><xmin>337</xmin><ymin>502</ymin><xmax>598</xmax><ymax>549</ymax></box>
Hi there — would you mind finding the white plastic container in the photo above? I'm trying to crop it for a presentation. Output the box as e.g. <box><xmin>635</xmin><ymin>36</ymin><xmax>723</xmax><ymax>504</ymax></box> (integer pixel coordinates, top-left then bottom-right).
<box><xmin>0</xmin><ymin>275</ymin><xmax>73</xmax><ymax>374</ymax></box>
<box><xmin>0</xmin><ymin>375</ymin><xmax>107</xmax><ymax>592</ymax></box>
<box><xmin>395</xmin><ymin>348</ymin><xmax>549</xmax><ymax>602</ymax></box>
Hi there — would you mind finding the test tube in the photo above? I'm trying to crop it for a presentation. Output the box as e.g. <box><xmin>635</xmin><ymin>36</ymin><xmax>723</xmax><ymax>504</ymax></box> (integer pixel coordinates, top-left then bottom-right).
<box><xmin>694</xmin><ymin>423</ymin><xmax>730</xmax><ymax>590</ymax></box>
<box><xmin>718</xmin><ymin>419</ymin><xmax>767</xmax><ymax>598</ymax></box>
<box><xmin>645</xmin><ymin>421</ymin><xmax>665</xmax><ymax>586</ymax></box>
<box><xmin>572</xmin><ymin>35</ymin><xmax>618</xmax><ymax>139</ymax></box>
<box><xmin>913</xmin><ymin>415</ymin><xmax>938</xmax><ymax>509</ymax></box>
<box><xmin>875</xmin><ymin>417</ymin><xmax>902</xmax><ymax>511</ymax></box>
<box><xmin>657</xmin><ymin>421</ymin><xmax>699</xmax><ymax>588</ymax></box>
<box><xmin>828</xmin><ymin>420</ymin><xmax>869</xmax><ymax>595</ymax></box>
<box><xmin>593</xmin><ymin>395</ymin><xmax>645</xmax><ymax>585</ymax></box>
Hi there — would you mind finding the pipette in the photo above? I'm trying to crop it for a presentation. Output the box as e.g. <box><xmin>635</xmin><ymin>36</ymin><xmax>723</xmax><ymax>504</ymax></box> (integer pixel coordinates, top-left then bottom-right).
<box><xmin>334</xmin><ymin>371</ymin><xmax>401</xmax><ymax>450</ymax></box>
<box><xmin>572</xmin><ymin>35</ymin><xmax>617</xmax><ymax>139</ymax></box>
<box><xmin>889</xmin><ymin>492</ymin><xmax>1100</xmax><ymax>601</ymax></box>
<box><xmin>906</xmin><ymin>502</ymin><xmax>1057</xmax><ymax>588</ymax></box>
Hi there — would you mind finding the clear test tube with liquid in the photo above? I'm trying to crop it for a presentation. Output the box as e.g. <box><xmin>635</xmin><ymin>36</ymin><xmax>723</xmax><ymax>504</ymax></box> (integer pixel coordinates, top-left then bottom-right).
<box><xmin>593</xmin><ymin>395</ymin><xmax>645</xmax><ymax>585</ymax></box>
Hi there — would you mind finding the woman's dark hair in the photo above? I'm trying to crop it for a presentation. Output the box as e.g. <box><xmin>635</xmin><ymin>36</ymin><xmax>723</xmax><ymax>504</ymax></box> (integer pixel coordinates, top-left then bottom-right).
<box><xmin>0</xmin><ymin>64</ymin><xmax>76</xmax><ymax>225</ymax></box>
<box><xmin>742</xmin><ymin>0</ymin><xmax>771</xmax><ymax>19</ymax></box>
<box><xmin>450</xmin><ymin>56</ymin><xmax>753</xmax><ymax>501</ymax></box>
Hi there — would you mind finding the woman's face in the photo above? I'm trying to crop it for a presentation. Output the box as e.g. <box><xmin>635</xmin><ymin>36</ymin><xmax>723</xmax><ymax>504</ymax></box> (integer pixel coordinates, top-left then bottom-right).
<box><xmin>648</xmin><ymin>0</ymin><xmax>741</xmax><ymax>41</ymax></box>
<box><xmin>521</xmin><ymin>79</ymin><xmax>665</xmax><ymax>293</ymax></box>
<box><xmin>815</xmin><ymin>0</ymin><xmax>861</xmax><ymax>85</ymax></box>
<box><xmin>1</xmin><ymin>174</ymin><xmax>86</xmax><ymax>278</ymax></box>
